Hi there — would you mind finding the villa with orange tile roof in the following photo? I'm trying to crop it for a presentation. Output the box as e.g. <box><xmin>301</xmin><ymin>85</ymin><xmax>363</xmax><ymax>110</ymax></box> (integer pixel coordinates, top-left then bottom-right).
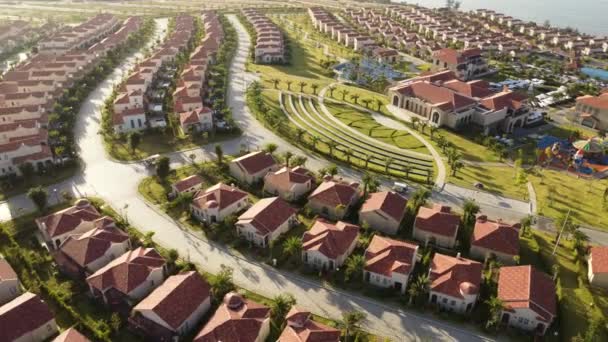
<box><xmin>35</xmin><ymin>199</ymin><xmax>103</xmax><ymax>249</ymax></box>
<box><xmin>364</xmin><ymin>236</ymin><xmax>418</xmax><ymax>293</ymax></box>
<box><xmin>588</xmin><ymin>246</ymin><xmax>608</xmax><ymax>288</ymax></box>
<box><xmin>388</xmin><ymin>70</ymin><xmax>530</xmax><ymax>134</ymax></box>
<box><xmin>190</xmin><ymin>183</ymin><xmax>250</xmax><ymax>223</ymax></box>
<box><xmin>130</xmin><ymin>271</ymin><xmax>211</xmax><ymax>341</ymax></box>
<box><xmin>53</xmin><ymin>327</ymin><xmax>91</xmax><ymax>342</ymax></box>
<box><xmin>307</xmin><ymin>176</ymin><xmax>360</xmax><ymax>220</ymax></box>
<box><xmin>470</xmin><ymin>215</ymin><xmax>520</xmax><ymax>264</ymax></box>
<box><xmin>359</xmin><ymin>191</ymin><xmax>407</xmax><ymax>235</ymax></box>
<box><xmin>0</xmin><ymin>258</ymin><xmax>20</xmax><ymax>305</ymax></box>
<box><xmin>229</xmin><ymin>151</ymin><xmax>278</xmax><ymax>184</ymax></box>
<box><xmin>194</xmin><ymin>292</ymin><xmax>271</xmax><ymax>342</ymax></box>
<box><xmin>179</xmin><ymin>107</ymin><xmax>213</xmax><ymax>134</ymax></box>
<box><xmin>428</xmin><ymin>253</ymin><xmax>482</xmax><ymax>314</ymax></box>
<box><xmin>431</xmin><ymin>48</ymin><xmax>488</xmax><ymax>81</ymax></box>
<box><xmin>54</xmin><ymin>221</ymin><xmax>130</xmax><ymax>278</ymax></box>
<box><xmin>236</xmin><ymin>197</ymin><xmax>298</xmax><ymax>247</ymax></box>
<box><xmin>302</xmin><ymin>219</ymin><xmax>359</xmax><ymax>271</ymax></box>
<box><xmin>0</xmin><ymin>292</ymin><xmax>58</xmax><ymax>342</ymax></box>
<box><xmin>278</xmin><ymin>307</ymin><xmax>340</xmax><ymax>342</ymax></box>
<box><xmin>86</xmin><ymin>247</ymin><xmax>166</xmax><ymax>309</ymax></box>
<box><xmin>498</xmin><ymin>266</ymin><xmax>556</xmax><ymax>335</ymax></box>
<box><xmin>413</xmin><ymin>204</ymin><xmax>460</xmax><ymax>248</ymax></box>
<box><xmin>263</xmin><ymin>166</ymin><xmax>314</xmax><ymax>201</ymax></box>
<box><xmin>171</xmin><ymin>174</ymin><xmax>204</xmax><ymax>197</ymax></box>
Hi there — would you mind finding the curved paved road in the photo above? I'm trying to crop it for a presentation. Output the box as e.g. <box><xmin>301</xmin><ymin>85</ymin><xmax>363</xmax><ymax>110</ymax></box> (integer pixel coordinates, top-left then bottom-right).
<box><xmin>0</xmin><ymin>15</ymin><xmax>495</xmax><ymax>342</ymax></box>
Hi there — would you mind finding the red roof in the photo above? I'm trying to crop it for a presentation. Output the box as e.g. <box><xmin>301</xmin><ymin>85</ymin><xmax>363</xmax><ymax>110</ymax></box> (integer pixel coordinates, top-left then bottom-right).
<box><xmin>590</xmin><ymin>246</ymin><xmax>608</xmax><ymax>274</ymax></box>
<box><xmin>396</xmin><ymin>81</ymin><xmax>477</xmax><ymax>111</ymax></box>
<box><xmin>232</xmin><ymin>151</ymin><xmax>277</xmax><ymax>175</ymax></box>
<box><xmin>360</xmin><ymin>191</ymin><xmax>407</xmax><ymax>222</ymax></box>
<box><xmin>498</xmin><ymin>266</ymin><xmax>556</xmax><ymax>322</ymax></box>
<box><xmin>86</xmin><ymin>247</ymin><xmax>165</xmax><ymax>296</ymax></box>
<box><xmin>365</xmin><ymin>236</ymin><xmax>418</xmax><ymax>277</ymax></box>
<box><xmin>53</xmin><ymin>328</ymin><xmax>91</xmax><ymax>342</ymax></box>
<box><xmin>302</xmin><ymin>219</ymin><xmax>359</xmax><ymax>259</ymax></box>
<box><xmin>308</xmin><ymin>179</ymin><xmax>359</xmax><ymax>208</ymax></box>
<box><xmin>237</xmin><ymin>197</ymin><xmax>296</xmax><ymax>235</ymax></box>
<box><xmin>443</xmin><ymin>79</ymin><xmax>494</xmax><ymax>98</ymax></box>
<box><xmin>36</xmin><ymin>200</ymin><xmax>102</xmax><ymax>238</ymax></box>
<box><xmin>415</xmin><ymin>204</ymin><xmax>460</xmax><ymax>237</ymax></box>
<box><xmin>192</xmin><ymin>183</ymin><xmax>249</xmax><ymax>211</ymax></box>
<box><xmin>173</xmin><ymin>175</ymin><xmax>203</xmax><ymax>193</ymax></box>
<box><xmin>429</xmin><ymin>253</ymin><xmax>482</xmax><ymax>299</ymax></box>
<box><xmin>194</xmin><ymin>292</ymin><xmax>270</xmax><ymax>342</ymax></box>
<box><xmin>433</xmin><ymin>48</ymin><xmax>481</xmax><ymax>65</ymax></box>
<box><xmin>0</xmin><ymin>292</ymin><xmax>55</xmax><ymax>341</ymax></box>
<box><xmin>59</xmin><ymin>220</ymin><xmax>128</xmax><ymax>268</ymax></box>
<box><xmin>471</xmin><ymin>216</ymin><xmax>519</xmax><ymax>256</ymax></box>
<box><xmin>278</xmin><ymin>307</ymin><xmax>340</xmax><ymax>342</ymax></box>
<box><xmin>0</xmin><ymin>258</ymin><xmax>17</xmax><ymax>282</ymax></box>
<box><xmin>480</xmin><ymin>90</ymin><xmax>528</xmax><ymax>111</ymax></box>
<box><xmin>134</xmin><ymin>271</ymin><xmax>211</xmax><ymax>331</ymax></box>
<box><xmin>576</xmin><ymin>93</ymin><xmax>608</xmax><ymax>110</ymax></box>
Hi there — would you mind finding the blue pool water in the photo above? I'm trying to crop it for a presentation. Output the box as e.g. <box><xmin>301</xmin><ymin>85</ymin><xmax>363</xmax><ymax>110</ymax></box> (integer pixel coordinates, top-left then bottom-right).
<box><xmin>581</xmin><ymin>67</ymin><xmax>608</xmax><ymax>81</ymax></box>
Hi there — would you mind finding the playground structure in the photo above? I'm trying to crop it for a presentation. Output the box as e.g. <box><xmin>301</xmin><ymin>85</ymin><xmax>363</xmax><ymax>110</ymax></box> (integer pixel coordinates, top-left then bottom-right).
<box><xmin>537</xmin><ymin>135</ymin><xmax>608</xmax><ymax>178</ymax></box>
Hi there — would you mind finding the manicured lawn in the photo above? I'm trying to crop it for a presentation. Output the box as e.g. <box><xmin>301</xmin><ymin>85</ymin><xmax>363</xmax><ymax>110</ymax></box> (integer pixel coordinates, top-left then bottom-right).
<box><xmin>322</xmin><ymin>101</ymin><xmax>430</xmax><ymax>155</ymax></box>
<box><xmin>0</xmin><ymin>163</ymin><xmax>78</xmax><ymax>202</ymax></box>
<box><xmin>529</xmin><ymin>169</ymin><xmax>608</xmax><ymax>230</ymax></box>
<box><xmin>435</xmin><ymin>128</ymin><xmax>501</xmax><ymax>163</ymax></box>
<box><xmin>520</xmin><ymin>231</ymin><xmax>607</xmax><ymax>341</ymax></box>
<box><xmin>547</xmin><ymin>123</ymin><xmax>598</xmax><ymax>140</ymax></box>
<box><xmin>448</xmin><ymin>164</ymin><xmax>528</xmax><ymax>200</ymax></box>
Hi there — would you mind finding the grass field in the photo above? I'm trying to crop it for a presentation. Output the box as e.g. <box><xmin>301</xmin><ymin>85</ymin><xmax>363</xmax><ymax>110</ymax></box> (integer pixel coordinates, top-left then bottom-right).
<box><xmin>520</xmin><ymin>230</ymin><xmax>607</xmax><ymax>340</ymax></box>
<box><xmin>529</xmin><ymin>169</ymin><xmax>608</xmax><ymax>230</ymax></box>
<box><xmin>448</xmin><ymin>164</ymin><xmax>528</xmax><ymax>200</ymax></box>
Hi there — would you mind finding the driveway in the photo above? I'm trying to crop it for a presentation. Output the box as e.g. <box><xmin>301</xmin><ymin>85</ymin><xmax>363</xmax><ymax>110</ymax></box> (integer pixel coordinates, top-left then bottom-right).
<box><xmin>0</xmin><ymin>14</ymin><xmax>497</xmax><ymax>341</ymax></box>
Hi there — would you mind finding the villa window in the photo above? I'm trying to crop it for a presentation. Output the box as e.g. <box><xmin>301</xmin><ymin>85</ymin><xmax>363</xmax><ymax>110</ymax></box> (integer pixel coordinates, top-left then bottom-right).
<box><xmin>442</xmin><ymin>298</ymin><xmax>448</xmax><ymax>304</ymax></box>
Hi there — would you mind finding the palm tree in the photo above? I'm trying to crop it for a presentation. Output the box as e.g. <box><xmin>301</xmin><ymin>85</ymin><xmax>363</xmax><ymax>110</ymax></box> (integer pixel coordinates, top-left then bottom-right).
<box><xmin>429</xmin><ymin>126</ymin><xmax>438</xmax><ymax>140</ymax></box>
<box><xmin>362</xmin><ymin>173</ymin><xmax>374</xmax><ymax>197</ymax></box>
<box><xmin>286</xmin><ymin>80</ymin><xmax>293</xmax><ymax>91</ymax></box>
<box><xmin>484</xmin><ymin>296</ymin><xmax>504</xmax><ymax>329</ymax></box>
<box><xmin>519</xmin><ymin>215</ymin><xmax>533</xmax><ymax>236</ymax></box>
<box><xmin>270</xmin><ymin>294</ymin><xmax>296</xmax><ymax>329</ymax></box>
<box><xmin>384</xmin><ymin>157</ymin><xmax>394</xmax><ymax>174</ymax></box>
<box><xmin>462</xmin><ymin>199</ymin><xmax>480</xmax><ymax>227</ymax></box>
<box><xmin>375</xmin><ymin>98</ymin><xmax>383</xmax><ymax>111</ymax></box>
<box><xmin>326</xmin><ymin>140</ymin><xmax>337</xmax><ymax>157</ymax></box>
<box><xmin>364</xmin><ymin>154</ymin><xmax>373</xmax><ymax>169</ymax></box>
<box><xmin>291</xmin><ymin>155</ymin><xmax>308</xmax><ymax>167</ymax></box>
<box><xmin>409</xmin><ymin>188</ymin><xmax>430</xmax><ymax>211</ymax></box>
<box><xmin>451</xmin><ymin>160</ymin><xmax>464</xmax><ymax>176</ymax></box>
<box><xmin>295</xmin><ymin>128</ymin><xmax>306</xmax><ymax>143</ymax></box>
<box><xmin>283</xmin><ymin>151</ymin><xmax>293</xmax><ymax>167</ymax></box>
<box><xmin>311</xmin><ymin>83</ymin><xmax>319</xmax><ymax>95</ymax></box>
<box><xmin>298</xmin><ymin>81</ymin><xmax>307</xmax><ymax>93</ymax></box>
<box><xmin>214</xmin><ymin>144</ymin><xmax>223</xmax><ymax>165</ymax></box>
<box><xmin>344</xmin><ymin>254</ymin><xmax>366</xmax><ymax>281</ymax></box>
<box><xmin>339</xmin><ymin>89</ymin><xmax>350</xmax><ymax>101</ymax></box>
<box><xmin>269</xmin><ymin>78</ymin><xmax>280</xmax><ymax>89</ymax></box>
<box><xmin>361</xmin><ymin>98</ymin><xmax>371</xmax><ymax>108</ymax></box>
<box><xmin>572</xmin><ymin>229</ymin><xmax>589</xmax><ymax>251</ymax></box>
<box><xmin>408</xmin><ymin>274</ymin><xmax>430</xmax><ymax>306</ymax></box>
<box><xmin>282</xmin><ymin>236</ymin><xmax>302</xmax><ymax>259</ymax></box>
<box><xmin>340</xmin><ymin>310</ymin><xmax>367</xmax><ymax>342</ymax></box>
<box><xmin>328</xmin><ymin>85</ymin><xmax>336</xmax><ymax>98</ymax></box>
<box><xmin>350</xmin><ymin>94</ymin><xmax>360</xmax><ymax>104</ymax></box>
<box><xmin>344</xmin><ymin>148</ymin><xmax>353</xmax><ymax>163</ymax></box>
<box><xmin>264</xmin><ymin>143</ymin><xmax>278</xmax><ymax>154</ymax></box>
<box><xmin>411</xmin><ymin>117</ymin><xmax>420</xmax><ymax>130</ymax></box>
<box><xmin>420</xmin><ymin>121</ymin><xmax>428</xmax><ymax>134</ymax></box>
<box><xmin>404</xmin><ymin>165</ymin><xmax>412</xmax><ymax>179</ymax></box>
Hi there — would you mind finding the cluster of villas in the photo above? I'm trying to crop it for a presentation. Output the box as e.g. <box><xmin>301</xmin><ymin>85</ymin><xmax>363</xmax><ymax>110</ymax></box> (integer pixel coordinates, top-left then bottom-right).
<box><xmin>168</xmin><ymin>150</ymin><xmax>572</xmax><ymax>336</ymax></box>
<box><xmin>0</xmin><ymin>197</ymin><xmax>342</xmax><ymax>341</ymax></box>
<box><xmin>308</xmin><ymin>7</ymin><xmax>400</xmax><ymax>64</ymax></box>
<box><xmin>241</xmin><ymin>8</ymin><xmax>286</xmax><ymax>64</ymax></box>
<box><xmin>386</xmin><ymin>5</ymin><xmax>607</xmax><ymax>58</ymax></box>
<box><xmin>388</xmin><ymin>69</ymin><xmax>531</xmax><ymax>134</ymax></box>
<box><xmin>112</xmin><ymin>12</ymin><xmax>224</xmax><ymax>136</ymax></box>
<box><xmin>0</xmin><ymin>14</ymin><xmax>142</xmax><ymax>177</ymax></box>
<box><xmin>0</xmin><ymin>20</ymin><xmax>59</xmax><ymax>58</ymax></box>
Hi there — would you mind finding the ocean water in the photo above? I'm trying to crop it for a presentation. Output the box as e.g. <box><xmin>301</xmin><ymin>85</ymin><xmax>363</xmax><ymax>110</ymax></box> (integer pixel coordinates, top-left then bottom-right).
<box><xmin>392</xmin><ymin>0</ymin><xmax>608</xmax><ymax>36</ymax></box>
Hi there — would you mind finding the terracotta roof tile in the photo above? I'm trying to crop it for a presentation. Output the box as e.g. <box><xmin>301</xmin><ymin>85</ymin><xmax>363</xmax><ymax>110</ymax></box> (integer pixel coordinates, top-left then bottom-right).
<box><xmin>429</xmin><ymin>253</ymin><xmax>482</xmax><ymax>299</ymax></box>
<box><xmin>302</xmin><ymin>219</ymin><xmax>359</xmax><ymax>259</ymax></box>
<box><xmin>134</xmin><ymin>271</ymin><xmax>211</xmax><ymax>331</ymax></box>
<box><xmin>0</xmin><ymin>292</ymin><xmax>55</xmax><ymax>341</ymax></box>
<box><xmin>53</xmin><ymin>327</ymin><xmax>91</xmax><ymax>342</ymax></box>
<box><xmin>415</xmin><ymin>204</ymin><xmax>460</xmax><ymax>237</ymax></box>
<box><xmin>590</xmin><ymin>246</ymin><xmax>608</xmax><ymax>274</ymax></box>
<box><xmin>471</xmin><ymin>216</ymin><xmax>519</xmax><ymax>256</ymax></box>
<box><xmin>498</xmin><ymin>266</ymin><xmax>556</xmax><ymax>322</ymax></box>
<box><xmin>192</xmin><ymin>183</ymin><xmax>249</xmax><ymax>211</ymax></box>
<box><xmin>231</xmin><ymin>151</ymin><xmax>277</xmax><ymax>175</ymax></box>
<box><xmin>278</xmin><ymin>307</ymin><xmax>340</xmax><ymax>342</ymax></box>
<box><xmin>35</xmin><ymin>200</ymin><xmax>102</xmax><ymax>238</ymax></box>
<box><xmin>59</xmin><ymin>220</ymin><xmax>128</xmax><ymax>268</ymax></box>
<box><xmin>194</xmin><ymin>292</ymin><xmax>270</xmax><ymax>342</ymax></box>
<box><xmin>237</xmin><ymin>197</ymin><xmax>296</xmax><ymax>235</ymax></box>
<box><xmin>360</xmin><ymin>191</ymin><xmax>407</xmax><ymax>222</ymax></box>
<box><xmin>0</xmin><ymin>258</ymin><xmax>17</xmax><ymax>282</ymax></box>
<box><xmin>308</xmin><ymin>179</ymin><xmax>359</xmax><ymax>208</ymax></box>
<box><xmin>173</xmin><ymin>175</ymin><xmax>203</xmax><ymax>193</ymax></box>
<box><xmin>365</xmin><ymin>236</ymin><xmax>418</xmax><ymax>277</ymax></box>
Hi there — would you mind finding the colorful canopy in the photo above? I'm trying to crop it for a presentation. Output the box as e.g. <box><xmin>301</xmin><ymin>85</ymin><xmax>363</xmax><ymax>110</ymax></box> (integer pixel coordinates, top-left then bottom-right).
<box><xmin>573</xmin><ymin>139</ymin><xmax>604</xmax><ymax>153</ymax></box>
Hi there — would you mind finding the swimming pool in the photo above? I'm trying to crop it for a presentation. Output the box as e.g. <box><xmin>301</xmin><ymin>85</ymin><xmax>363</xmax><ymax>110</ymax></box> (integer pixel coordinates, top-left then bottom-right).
<box><xmin>581</xmin><ymin>67</ymin><xmax>608</xmax><ymax>81</ymax></box>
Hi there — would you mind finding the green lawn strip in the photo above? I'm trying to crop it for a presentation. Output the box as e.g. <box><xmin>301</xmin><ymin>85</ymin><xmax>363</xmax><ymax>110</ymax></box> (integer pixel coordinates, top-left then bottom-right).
<box><xmin>325</xmin><ymin>84</ymin><xmax>392</xmax><ymax>116</ymax></box>
<box><xmin>529</xmin><ymin>170</ymin><xmax>608</xmax><ymax>230</ymax></box>
<box><xmin>0</xmin><ymin>163</ymin><xmax>79</xmax><ymax>202</ymax></box>
<box><xmin>288</xmin><ymin>94</ymin><xmax>431</xmax><ymax>179</ymax></box>
<box><xmin>447</xmin><ymin>163</ymin><xmax>528</xmax><ymax>200</ymax></box>
<box><xmin>321</xmin><ymin>101</ymin><xmax>429</xmax><ymax>155</ymax></box>
<box><xmin>547</xmin><ymin>123</ymin><xmax>597</xmax><ymax>140</ymax></box>
<box><xmin>520</xmin><ymin>231</ymin><xmax>607</xmax><ymax>340</ymax></box>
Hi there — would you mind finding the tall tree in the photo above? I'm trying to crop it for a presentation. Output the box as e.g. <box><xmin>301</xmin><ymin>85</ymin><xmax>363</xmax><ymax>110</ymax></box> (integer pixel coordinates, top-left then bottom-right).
<box><xmin>298</xmin><ymin>81</ymin><xmax>307</xmax><ymax>93</ymax></box>
<box><xmin>264</xmin><ymin>143</ymin><xmax>278</xmax><ymax>154</ymax></box>
<box><xmin>128</xmin><ymin>131</ymin><xmax>141</xmax><ymax>152</ymax></box>
<box><xmin>339</xmin><ymin>89</ymin><xmax>350</xmax><ymax>101</ymax></box>
<box><xmin>341</xmin><ymin>310</ymin><xmax>367</xmax><ymax>342</ymax></box>
<box><xmin>215</xmin><ymin>144</ymin><xmax>224</xmax><ymax>165</ymax></box>
<box><xmin>484</xmin><ymin>296</ymin><xmax>504</xmax><ymax>329</ymax></box>
<box><xmin>350</xmin><ymin>94</ymin><xmax>360</xmax><ymax>104</ymax></box>
<box><xmin>210</xmin><ymin>264</ymin><xmax>236</xmax><ymax>300</ymax></box>
<box><xmin>27</xmin><ymin>186</ymin><xmax>48</xmax><ymax>212</ymax></box>
<box><xmin>344</xmin><ymin>254</ymin><xmax>366</xmax><ymax>281</ymax></box>
<box><xmin>311</xmin><ymin>83</ymin><xmax>319</xmax><ymax>95</ymax></box>
<box><xmin>282</xmin><ymin>236</ymin><xmax>302</xmax><ymax>259</ymax></box>
<box><xmin>409</xmin><ymin>188</ymin><xmax>430</xmax><ymax>211</ymax></box>
<box><xmin>286</xmin><ymin>80</ymin><xmax>293</xmax><ymax>91</ymax></box>
<box><xmin>282</xmin><ymin>151</ymin><xmax>293</xmax><ymax>167</ymax></box>
<box><xmin>156</xmin><ymin>156</ymin><xmax>171</xmax><ymax>180</ymax></box>
<box><xmin>328</xmin><ymin>85</ymin><xmax>336</xmax><ymax>98</ymax></box>
<box><xmin>270</xmin><ymin>294</ymin><xmax>296</xmax><ymax>329</ymax></box>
